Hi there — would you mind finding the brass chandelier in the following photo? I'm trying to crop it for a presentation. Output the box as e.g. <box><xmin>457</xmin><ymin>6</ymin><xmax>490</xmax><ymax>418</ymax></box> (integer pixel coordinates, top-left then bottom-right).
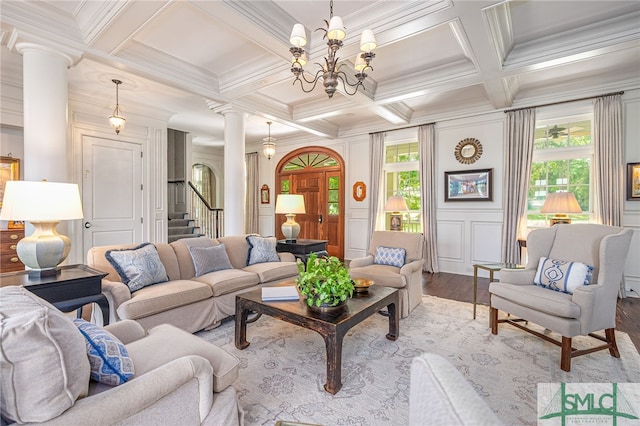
<box><xmin>288</xmin><ymin>0</ymin><xmax>377</xmax><ymax>98</ymax></box>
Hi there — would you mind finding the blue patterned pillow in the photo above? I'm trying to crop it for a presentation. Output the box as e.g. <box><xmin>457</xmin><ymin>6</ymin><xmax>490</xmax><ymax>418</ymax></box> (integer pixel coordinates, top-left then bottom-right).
<box><xmin>189</xmin><ymin>244</ymin><xmax>233</xmax><ymax>277</ymax></box>
<box><xmin>73</xmin><ymin>319</ymin><xmax>134</xmax><ymax>386</ymax></box>
<box><xmin>533</xmin><ymin>257</ymin><xmax>594</xmax><ymax>294</ymax></box>
<box><xmin>374</xmin><ymin>246</ymin><xmax>406</xmax><ymax>268</ymax></box>
<box><xmin>106</xmin><ymin>243</ymin><xmax>168</xmax><ymax>292</ymax></box>
<box><xmin>246</xmin><ymin>235</ymin><xmax>280</xmax><ymax>265</ymax></box>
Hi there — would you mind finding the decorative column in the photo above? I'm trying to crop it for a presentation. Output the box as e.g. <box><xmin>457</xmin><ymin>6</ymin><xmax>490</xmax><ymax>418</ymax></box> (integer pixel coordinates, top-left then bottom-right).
<box><xmin>217</xmin><ymin>106</ymin><xmax>246</xmax><ymax>236</ymax></box>
<box><xmin>16</xmin><ymin>43</ymin><xmax>73</xmax><ymax>183</ymax></box>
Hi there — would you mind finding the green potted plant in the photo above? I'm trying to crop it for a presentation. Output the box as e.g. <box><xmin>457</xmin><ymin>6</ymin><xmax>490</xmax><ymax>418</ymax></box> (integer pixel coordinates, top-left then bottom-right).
<box><xmin>296</xmin><ymin>253</ymin><xmax>354</xmax><ymax>311</ymax></box>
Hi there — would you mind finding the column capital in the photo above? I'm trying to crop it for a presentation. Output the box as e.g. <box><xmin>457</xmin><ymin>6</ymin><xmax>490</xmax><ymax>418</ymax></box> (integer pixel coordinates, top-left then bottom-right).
<box><xmin>9</xmin><ymin>30</ymin><xmax>82</xmax><ymax>66</ymax></box>
<box><xmin>210</xmin><ymin>103</ymin><xmax>247</xmax><ymax>117</ymax></box>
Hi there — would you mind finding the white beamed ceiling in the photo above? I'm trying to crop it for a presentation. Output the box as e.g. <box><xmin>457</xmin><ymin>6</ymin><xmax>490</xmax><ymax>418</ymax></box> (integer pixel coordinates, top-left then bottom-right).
<box><xmin>1</xmin><ymin>0</ymin><xmax>638</xmax><ymax>146</ymax></box>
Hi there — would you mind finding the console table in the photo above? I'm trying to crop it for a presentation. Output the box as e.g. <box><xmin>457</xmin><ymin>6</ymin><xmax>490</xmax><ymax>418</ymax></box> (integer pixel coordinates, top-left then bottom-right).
<box><xmin>0</xmin><ymin>264</ymin><xmax>109</xmax><ymax>325</ymax></box>
<box><xmin>276</xmin><ymin>239</ymin><xmax>328</xmax><ymax>263</ymax></box>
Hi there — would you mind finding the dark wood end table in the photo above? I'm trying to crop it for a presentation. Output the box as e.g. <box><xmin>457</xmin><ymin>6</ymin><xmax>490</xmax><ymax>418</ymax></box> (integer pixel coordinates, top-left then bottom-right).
<box><xmin>0</xmin><ymin>264</ymin><xmax>109</xmax><ymax>325</ymax></box>
<box><xmin>276</xmin><ymin>239</ymin><xmax>328</xmax><ymax>263</ymax></box>
<box><xmin>235</xmin><ymin>284</ymin><xmax>399</xmax><ymax>394</ymax></box>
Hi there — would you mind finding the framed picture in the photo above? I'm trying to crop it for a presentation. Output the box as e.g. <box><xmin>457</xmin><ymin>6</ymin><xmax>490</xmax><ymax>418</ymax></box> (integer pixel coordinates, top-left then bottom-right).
<box><xmin>0</xmin><ymin>156</ymin><xmax>20</xmax><ymax>209</ymax></box>
<box><xmin>445</xmin><ymin>168</ymin><xmax>493</xmax><ymax>202</ymax></box>
<box><xmin>627</xmin><ymin>162</ymin><xmax>640</xmax><ymax>201</ymax></box>
<box><xmin>261</xmin><ymin>184</ymin><xmax>270</xmax><ymax>204</ymax></box>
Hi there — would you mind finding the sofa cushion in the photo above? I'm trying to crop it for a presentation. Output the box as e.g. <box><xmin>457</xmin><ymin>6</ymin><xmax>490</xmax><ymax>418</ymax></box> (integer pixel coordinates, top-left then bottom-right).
<box><xmin>243</xmin><ymin>260</ymin><xmax>299</xmax><ymax>283</ymax></box>
<box><xmin>193</xmin><ymin>269</ymin><xmax>261</xmax><ymax>297</ymax></box>
<box><xmin>217</xmin><ymin>235</ymin><xmax>251</xmax><ymax>269</ymax></box>
<box><xmin>126</xmin><ymin>324</ymin><xmax>240</xmax><ymax>393</ymax></box>
<box><xmin>189</xmin><ymin>244</ymin><xmax>233</xmax><ymax>277</ymax></box>
<box><xmin>117</xmin><ymin>280</ymin><xmax>213</xmax><ymax>320</ymax></box>
<box><xmin>106</xmin><ymin>243</ymin><xmax>169</xmax><ymax>292</ymax></box>
<box><xmin>246</xmin><ymin>235</ymin><xmax>280</xmax><ymax>265</ymax></box>
<box><xmin>534</xmin><ymin>257</ymin><xmax>594</xmax><ymax>294</ymax></box>
<box><xmin>74</xmin><ymin>319</ymin><xmax>135</xmax><ymax>386</ymax></box>
<box><xmin>0</xmin><ymin>286</ymin><xmax>90</xmax><ymax>424</ymax></box>
<box><xmin>374</xmin><ymin>246</ymin><xmax>406</xmax><ymax>268</ymax></box>
<box><xmin>490</xmin><ymin>281</ymin><xmax>579</xmax><ymax>318</ymax></box>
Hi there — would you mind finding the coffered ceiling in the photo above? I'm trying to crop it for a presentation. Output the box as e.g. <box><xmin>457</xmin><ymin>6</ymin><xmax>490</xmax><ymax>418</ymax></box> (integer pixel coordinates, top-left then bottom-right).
<box><xmin>1</xmin><ymin>0</ymin><xmax>639</xmax><ymax>147</ymax></box>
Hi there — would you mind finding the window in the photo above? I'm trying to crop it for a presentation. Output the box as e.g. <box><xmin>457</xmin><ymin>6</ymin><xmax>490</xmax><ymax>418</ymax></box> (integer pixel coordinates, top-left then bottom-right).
<box><xmin>384</xmin><ymin>141</ymin><xmax>421</xmax><ymax>232</ymax></box>
<box><xmin>527</xmin><ymin>115</ymin><xmax>592</xmax><ymax>229</ymax></box>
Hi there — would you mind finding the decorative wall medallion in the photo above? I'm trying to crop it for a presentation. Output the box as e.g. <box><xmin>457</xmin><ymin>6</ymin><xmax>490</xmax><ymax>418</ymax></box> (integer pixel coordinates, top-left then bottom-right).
<box><xmin>454</xmin><ymin>138</ymin><xmax>483</xmax><ymax>165</ymax></box>
<box><xmin>353</xmin><ymin>181</ymin><xmax>366</xmax><ymax>201</ymax></box>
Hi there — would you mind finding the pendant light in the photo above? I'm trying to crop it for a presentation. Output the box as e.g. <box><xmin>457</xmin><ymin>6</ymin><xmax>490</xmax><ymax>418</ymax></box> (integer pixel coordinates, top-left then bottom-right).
<box><xmin>108</xmin><ymin>79</ymin><xmax>126</xmax><ymax>134</ymax></box>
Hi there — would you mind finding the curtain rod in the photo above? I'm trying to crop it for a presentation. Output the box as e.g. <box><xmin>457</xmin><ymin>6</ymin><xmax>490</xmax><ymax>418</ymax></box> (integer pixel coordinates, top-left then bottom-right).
<box><xmin>369</xmin><ymin>121</ymin><xmax>436</xmax><ymax>136</ymax></box>
<box><xmin>504</xmin><ymin>91</ymin><xmax>624</xmax><ymax>113</ymax></box>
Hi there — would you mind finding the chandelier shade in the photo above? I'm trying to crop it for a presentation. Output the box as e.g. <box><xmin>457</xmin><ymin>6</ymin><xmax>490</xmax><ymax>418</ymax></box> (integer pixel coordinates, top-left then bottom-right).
<box><xmin>288</xmin><ymin>0</ymin><xmax>377</xmax><ymax>98</ymax></box>
<box><xmin>109</xmin><ymin>79</ymin><xmax>126</xmax><ymax>134</ymax></box>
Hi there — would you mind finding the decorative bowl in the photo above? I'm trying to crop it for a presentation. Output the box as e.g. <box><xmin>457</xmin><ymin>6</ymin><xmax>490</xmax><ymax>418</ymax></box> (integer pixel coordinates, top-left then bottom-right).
<box><xmin>353</xmin><ymin>278</ymin><xmax>374</xmax><ymax>293</ymax></box>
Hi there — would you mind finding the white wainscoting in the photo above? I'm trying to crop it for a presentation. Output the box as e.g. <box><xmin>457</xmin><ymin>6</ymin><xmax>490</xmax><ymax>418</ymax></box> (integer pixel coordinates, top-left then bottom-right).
<box><xmin>345</xmin><ymin>215</ymin><xmax>370</xmax><ymax>260</ymax></box>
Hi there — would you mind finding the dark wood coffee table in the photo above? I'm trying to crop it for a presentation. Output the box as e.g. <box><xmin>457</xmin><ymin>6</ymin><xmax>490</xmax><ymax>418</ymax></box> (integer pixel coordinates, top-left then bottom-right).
<box><xmin>235</xmin><ymin>284</ymin><xmax>399</xmax><ymax>394</ymax></box>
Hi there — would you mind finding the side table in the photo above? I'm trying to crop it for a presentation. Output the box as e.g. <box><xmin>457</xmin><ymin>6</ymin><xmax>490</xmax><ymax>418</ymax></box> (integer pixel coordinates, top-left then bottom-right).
<box><xmin>472</xmin><ymin>263</ymin><xmax>523</xmax><ymax>320</ymax></box>
<box><xmin>276</xmin><ymin>239</ymin><xmax>328</xmax><ymax>263</ymax></box>
<box><xmin>0</xmin><ymin>264</ymin><xmax>109</xmax><ymax>325</ymax></box>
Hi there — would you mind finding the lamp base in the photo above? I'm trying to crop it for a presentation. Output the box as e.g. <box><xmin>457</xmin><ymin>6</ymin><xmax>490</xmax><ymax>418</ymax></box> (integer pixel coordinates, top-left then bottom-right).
<box><xmin>390</xmin><ymin>213</ymin><xmax>402</xmax><ymax>231</ymax></box>
<box><xmin>281</xmin><ymin>213</ymin><xmax>301</xmax><ymax>242</ymax></box>
<box><xmin>16</xmin><ymin>221</ymin><xmax>71</xmax><ymax>276</ymax></box>
<box><xmin>550</xmin><ymin>214</ymin><xmax>571</xmax><ymax>226</ymax></box>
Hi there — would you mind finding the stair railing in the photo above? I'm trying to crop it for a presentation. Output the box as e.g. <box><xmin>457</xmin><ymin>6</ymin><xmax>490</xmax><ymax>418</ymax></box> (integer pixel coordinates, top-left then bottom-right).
<box><xmin>188</xmin><ymin>181</ymin><xmax>224</xmax><ymax>238</ymax></box>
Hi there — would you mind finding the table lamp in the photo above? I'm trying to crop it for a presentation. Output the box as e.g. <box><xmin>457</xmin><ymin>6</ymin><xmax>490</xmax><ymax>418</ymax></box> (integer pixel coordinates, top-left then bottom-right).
<box><xmin>540</xmin><ymin>191</ymin><xmax>581</xmax><ymax>226</ymax></box>
<box><xmin>275</xmin><ymin>194</ymin><xmax>306</xmax><ymax>242</ymax></box>
<box><xmin>385</xmin><ymin>195</ymin><xmax>408</xmax><ymax>231</ymax></box>
<box><xmin>0</xmin><ymin>180</ymin><xmax>84</xmax><ymax>278</ymax></box>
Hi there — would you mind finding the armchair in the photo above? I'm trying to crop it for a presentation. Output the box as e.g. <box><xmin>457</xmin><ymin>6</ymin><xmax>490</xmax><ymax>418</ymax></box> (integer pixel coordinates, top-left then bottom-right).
<box><xmin>349</xmin><ymin>231</ymin><xmax>425</xmax><ymax>318</ymax></box>
<box><xmin>489</xmin><ymin>224</ymin><xmax>633</xmax><ymax>372</ymax></box>
<box><xmin>0</xmin><ymin>286</ymin><xmax>243</xmax><ymax>426</ymax></box>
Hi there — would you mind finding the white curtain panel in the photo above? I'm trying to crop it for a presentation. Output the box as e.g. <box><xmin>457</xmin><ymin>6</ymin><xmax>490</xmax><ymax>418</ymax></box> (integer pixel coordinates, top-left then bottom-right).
<box><xmin>501</xmin><ymin>108</ymin><xmax>536</xmax><ymax>264</ymax></box>
<box><xmin>418</xmin><ymin>124</ymin><xmax>439</xmax><ymax>273</ymax></box>
<box><xmin>369</xmin><ymin>132</ymin><xmax>385</xmax><ymax>242</ymax></box>
<box><xmin>245</xmin><ymin>152</ymin><xmax>259</xmax><ymax>234</ymax></box>
<box><xmin>593</xmin><ymin>93</ymin><xmax>625</xmax><ymax>297</ymax></box>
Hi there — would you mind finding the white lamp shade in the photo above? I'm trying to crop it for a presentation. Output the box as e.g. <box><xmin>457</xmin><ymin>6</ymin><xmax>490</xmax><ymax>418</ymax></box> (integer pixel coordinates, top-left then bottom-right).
<box><xmin>275</xmin><ymin>194</ymin><xmax>306</xmax><ymax>214</ymax></box>
<box><xmin>0</xmin><ymin>180</ymin><xmax>84</xmax><ymax>221</ymax></box>
<box><xmin>109</xmin><ymin>114</ymin><xmax>126</xmax><ymax>133</ymax></box>
<box><xmin>384</xmin><ymin>195</ymin><xmax>408</xmax><ymax>213</ymax></box>
<box><xmin>354</xmin><ymin>53</ymin><xmax>366</xmax><ymax>71</ymax></box>
<box><xmin>360</xmin><ymin>29</ymin><xmax>377</xmax><ymax>51</ymax></box>
<box><xmin>290</xmin><ymin>23</ymin><xmax>307</xmax><ymax>47</ymax></box>
<box><xmin>540</xmin><ymin>192</ymin><xmax>581</xmax><ymax>214</ymax></box>
<box><xmin>327</xmin><ymin>16</ymin><xmax>346</xmax><ymax>40</ymax></box>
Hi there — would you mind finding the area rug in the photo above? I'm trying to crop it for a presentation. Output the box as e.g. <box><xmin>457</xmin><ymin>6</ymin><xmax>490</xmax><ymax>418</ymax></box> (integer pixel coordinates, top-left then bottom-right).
<box><xmin>197</xmin><ymin>296</ymin><xmax>640</xmax><ymax>425</ymax></box>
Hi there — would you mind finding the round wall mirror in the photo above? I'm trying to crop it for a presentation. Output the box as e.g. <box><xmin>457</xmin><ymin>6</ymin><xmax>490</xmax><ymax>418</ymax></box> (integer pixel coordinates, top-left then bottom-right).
<box><xmin>454</xmin><ymin>138</ymin><xmax>483</xmax><ymax>164</ymax></box>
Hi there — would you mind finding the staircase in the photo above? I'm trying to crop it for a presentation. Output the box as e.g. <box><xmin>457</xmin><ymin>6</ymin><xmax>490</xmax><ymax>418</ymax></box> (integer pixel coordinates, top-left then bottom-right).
<box><xmin>168</xmin><ymin>212</ymin><xmax>203</xmax><ymax>243</ymax></box>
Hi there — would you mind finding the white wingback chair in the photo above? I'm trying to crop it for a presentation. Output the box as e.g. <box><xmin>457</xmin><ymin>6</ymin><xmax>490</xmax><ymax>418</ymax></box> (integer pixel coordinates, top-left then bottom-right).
<box><xmin>349</xmin><ymin>231</ymin><xmax>425</xmax><ymax>318</ymax></box>
<box><xmin>489</xmin><ymin>224</ymin><xmax>633</xmax><ymax>372</ymax></box>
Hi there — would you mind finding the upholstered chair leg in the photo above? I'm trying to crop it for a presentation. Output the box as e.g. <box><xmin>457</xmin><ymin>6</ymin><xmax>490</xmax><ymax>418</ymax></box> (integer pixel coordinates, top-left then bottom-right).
<box><xmin>605</xmin><ymin>328</ymin><xmax>620</xmax><ymax>358</ymax></box>
<box><xmin>561</xmin><ymin>337</ymin><xmax>572</xmax><ymax>372</ymax></box>
<box><xmin>490</xmin><ymin>307</ymin><xmax>498</xmax><ymax>334</ymax></box>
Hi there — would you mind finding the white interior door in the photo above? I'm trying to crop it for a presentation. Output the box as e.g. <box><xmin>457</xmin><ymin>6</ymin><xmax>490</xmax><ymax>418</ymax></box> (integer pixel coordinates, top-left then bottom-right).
<box><xmin>82</xmin><ymin>136</ymin><xmax>143</xmax><ymax>252</ymax></box>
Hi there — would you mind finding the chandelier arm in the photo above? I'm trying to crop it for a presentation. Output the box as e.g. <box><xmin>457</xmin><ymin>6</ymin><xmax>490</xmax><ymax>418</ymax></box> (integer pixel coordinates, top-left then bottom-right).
<box><xmin>293</xmin><ymin>73</ymin><xmax>322</xmax><ymax>94</ymax></box>
<box><xmin>299</xmin><ymin>66</ymin><xmax>324</xmax><ymax>85</ymax></box>
<box><xmin>336</xmin><ymin>71</ymin><xmax>364</xmax><ymax>91</ymax></box>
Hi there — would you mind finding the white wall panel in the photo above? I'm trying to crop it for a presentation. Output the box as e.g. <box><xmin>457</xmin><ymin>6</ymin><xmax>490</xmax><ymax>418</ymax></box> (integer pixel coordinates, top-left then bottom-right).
<box><xmin>345</xmin><ymin>217</ymin><xmax>369</xmax><ymax>260</ymax></box>
<box><xmin>470</xmin><ymin>221</ymin><xmax>502</xmax><ymax>264</ymax></box>
<box><xmin>437</xmin><ymin>221</ymin><xmax>464</xmax><ymax>261</ymax></box>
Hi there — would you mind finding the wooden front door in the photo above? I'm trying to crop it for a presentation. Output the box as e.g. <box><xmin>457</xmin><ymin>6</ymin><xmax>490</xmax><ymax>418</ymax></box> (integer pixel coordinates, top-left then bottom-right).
<box><xmin>276</xmin><ymin>147</ymin><xmax>344</xmax><ymax>260</ymax></box>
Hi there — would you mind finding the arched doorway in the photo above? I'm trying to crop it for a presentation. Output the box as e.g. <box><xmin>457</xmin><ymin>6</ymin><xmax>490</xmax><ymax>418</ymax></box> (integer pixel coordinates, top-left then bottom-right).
<box><xmin>276</xmin><ymin>147</ymin><xmax>345</xmax><ymax>259</ymax></box>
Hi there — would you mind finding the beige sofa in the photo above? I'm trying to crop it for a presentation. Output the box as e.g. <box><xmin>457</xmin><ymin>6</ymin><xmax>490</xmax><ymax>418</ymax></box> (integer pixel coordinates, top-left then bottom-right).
<box><xmin>87</xmin><ymin>235</ymin><xmax>298</xmax><ymax>332</ymax></box>
<box><xmin>0</xmin><ymin>286</ymin><xmax>243</xmax><ymax>425</ymax></box>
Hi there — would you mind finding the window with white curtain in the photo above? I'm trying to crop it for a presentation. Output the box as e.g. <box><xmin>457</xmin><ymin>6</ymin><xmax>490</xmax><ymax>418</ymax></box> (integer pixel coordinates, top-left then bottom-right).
<box><xmin>384</xmin><ymin>141</ymin><xmax>422</xmax><ymax>232</ymax></box>
<box><xmin>527</xmin><ymin>113</ymin><xmax>593</xmax><ymax>230</ymax></box>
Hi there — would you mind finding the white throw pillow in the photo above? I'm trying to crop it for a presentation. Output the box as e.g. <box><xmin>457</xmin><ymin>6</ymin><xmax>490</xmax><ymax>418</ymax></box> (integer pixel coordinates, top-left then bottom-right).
<box><xmin>0</xmin><ymin>286</ymin><xmax>90</xmax><ymax>423</ymax></box>
<box><xmin>533</xmin><ymin>257</ymin><xmax>594</xmax><ymax>294</ymax></box>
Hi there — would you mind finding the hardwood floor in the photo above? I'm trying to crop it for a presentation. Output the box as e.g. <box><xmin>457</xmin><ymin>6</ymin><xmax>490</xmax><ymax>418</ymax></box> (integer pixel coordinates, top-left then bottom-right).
<box><xmin>422</xmin><ymin>271</ymin><xmax>640</xmax><ymax>352</ymax></box>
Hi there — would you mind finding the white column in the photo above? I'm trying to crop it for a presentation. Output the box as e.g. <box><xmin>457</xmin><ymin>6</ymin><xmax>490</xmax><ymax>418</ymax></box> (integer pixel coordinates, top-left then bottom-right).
<box><xmin>16</xmin><ymin>43</ymin><xmax>72</xmax><ymax>183</ymax></box>
<box><xmin>219</xmin><ymin>107</ymin><xmax>246</xmax><ymax>236</ymax></box>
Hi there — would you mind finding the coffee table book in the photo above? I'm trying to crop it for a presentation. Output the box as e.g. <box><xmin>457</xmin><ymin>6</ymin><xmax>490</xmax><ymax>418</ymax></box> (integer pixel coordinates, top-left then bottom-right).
<box><xmin>261</xmin><ymin>286</ymin><xmax>299</xmax><ymax>301</ymax></box>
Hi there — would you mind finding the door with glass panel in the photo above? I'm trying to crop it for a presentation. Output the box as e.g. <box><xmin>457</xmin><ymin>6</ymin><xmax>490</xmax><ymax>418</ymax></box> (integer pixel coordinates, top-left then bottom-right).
<box><xmin>276</xmin><ymin>147</ymin><xmax>344</xmax><ymax>259</ymax></box>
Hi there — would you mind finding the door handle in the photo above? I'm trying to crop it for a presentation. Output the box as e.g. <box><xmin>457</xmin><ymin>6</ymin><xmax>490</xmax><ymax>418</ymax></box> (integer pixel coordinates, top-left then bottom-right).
<box><xmin>318</xmin><ymin>215</ymin><xmax>323</xmax><ymax>223</ymax></box>
<box><xmin>84</xmin><ymin>221</ymin><xmax>92</xmax><ymax>229</ymax></box>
